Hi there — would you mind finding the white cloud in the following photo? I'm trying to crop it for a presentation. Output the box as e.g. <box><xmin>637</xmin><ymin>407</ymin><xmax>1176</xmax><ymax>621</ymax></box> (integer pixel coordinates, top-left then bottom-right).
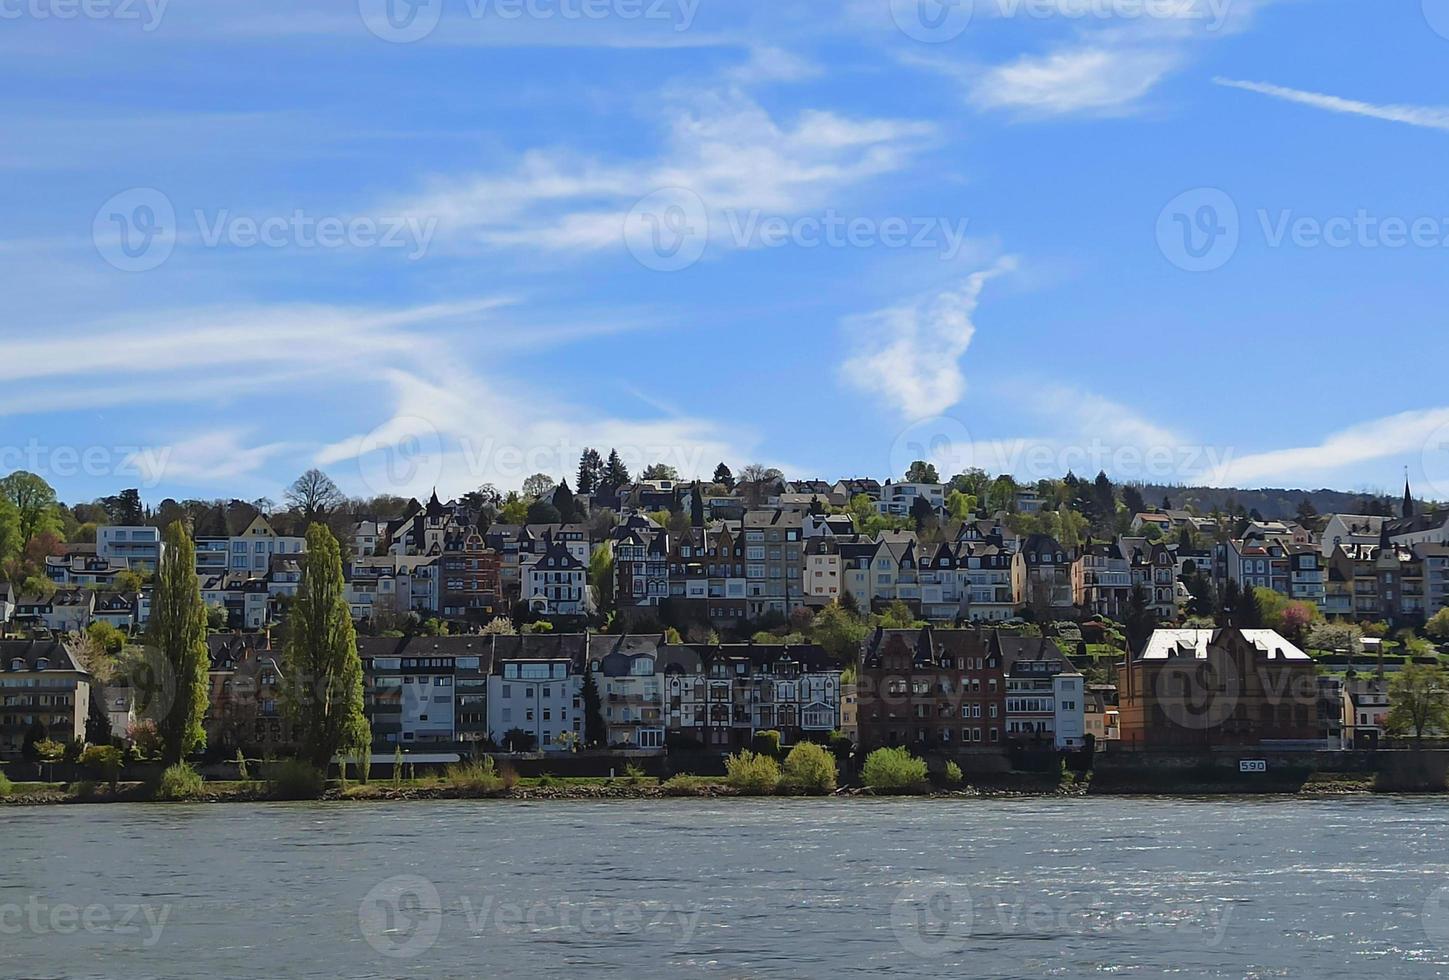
<box><xmin>391</xmin><ymin>86</ymin><xmax>933</xmax><ymax>254</ymax></box>
<box><xmin>970</xmin><ymin>47</ymin><xmax>1178</xmax><ymax>114</ymax></box>
<box><xmin>839</xmin><ymin>259</ymin><xmax>1015</xmax><ymax>420</ymax></box>
<box><xmin>1214</xmin><ymin>78</ymin><xmax>1449</xmax><ymax>132</ymax></box>
<box><xmin>1209</xmin><ymin>408</ymin><xmax>1449</xmax><ymax>487</ymax></box>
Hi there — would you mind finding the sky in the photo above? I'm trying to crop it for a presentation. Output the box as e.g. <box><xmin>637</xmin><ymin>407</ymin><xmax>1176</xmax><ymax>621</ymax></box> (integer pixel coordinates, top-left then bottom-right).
<box><xmin>4</xmin><ymin>0</ymin><xmax>1449</xmax><ymax>507</ymax></box>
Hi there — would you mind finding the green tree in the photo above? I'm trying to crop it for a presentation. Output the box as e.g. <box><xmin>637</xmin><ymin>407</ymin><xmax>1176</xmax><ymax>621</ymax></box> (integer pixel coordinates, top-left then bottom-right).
<box><xmin>0</xmin><ymin>471</ymin><xmax>60</xmax><ymax>546</ymax></box>
<box><xmin>521</xmin><ymin>473</ymin><xmax>555</xmax><ymax>499</ymax></box>
<box><xmin>576</xmin><ymin>449</ymin><xmax>604</xmax><ymax>494</ymax></box>
<box><xmin>588</xmin><ymin>542</ymin><xmax>615</xmax><ymax>616</ymax></box>
<box><xmin>904</xmin><ymin>460</ymin><xmax>940</xmax><ymax>484</ymax></box>
<box><xmin>641</xmin><ymin>463</ymin><xmax>680</xmax><ymax>482</ymax></box>
<box><xmin>712</xmin><ymin>462</ymin><xmax>734</xmax><ymax>489</ymax></box>
<box><xmin>100</xmin><ymin>489</ymin><xmax>146</xmax><ymax>526</ymax></box>
<box><xmin>1234</xmin><ymin>585</ymin><xmax>1265</xmax><ymax>629</ymax></box>
<box><xmin>581</xmin><ymin>662</ymin><xmax>606</xmax><ymax>748</ymax></box>
<box><xmin>526</xmin><ymin>500</ymin><xmax>562</xmax><ymax>525</ymax></box>
<box><xmin>282</xmin><ymin>524</ymin><xmax>370</xmax><ymax>770</ymax></box>
<box><xmin>1426</xmin><ymin>607</ymin><xmax>1449</xmax><ymax>643</ymax></box>
<box><xmin>148</xmin><ymin>521</ymin><xmax>210</xmax><ymax>766</ymax></box>
<box><xmin>945</xmin><ymin>489</ymin><xmax>976</xmax><ymax>521</ymax></box>
<box><xmin>604</xmin><ymin>449</ymin><xmax>631</xmax><ymax>488</ymax></box>
<box><xmin>552</xmin><ymin>480</ymin><xmax>579</xmax><ymax>523</ymax></box>
<box><xmin>808</xmin><ymin>603</ymin><xmax>868</xmax><ymax>661</ymax></box>
<box><xmin>498</xmin><ymin>493</ymin><xmax>529</xmax><ymax>525</ymax></box>
<box><xmin>1386</xmin><ymin>662</ymin><xmax>1449</xmax><ymax>743</ymax></box>
<box><xmin>1125</xmin><ymin>584</ymin><xmax>1157</xmax><ymax>656</ymax></box>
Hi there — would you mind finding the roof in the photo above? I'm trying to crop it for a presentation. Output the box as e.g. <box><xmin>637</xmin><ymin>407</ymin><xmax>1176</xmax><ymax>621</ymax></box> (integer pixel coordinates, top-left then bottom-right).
<box><xmin>1136</xmin><ymin>628</ymin><xmax>1310</xmax><ymax>662</ymax></box>
<box><xmin>1</xmin><ymin>639</ymin><xmax>87</xmax><ymax>673</ymax></box>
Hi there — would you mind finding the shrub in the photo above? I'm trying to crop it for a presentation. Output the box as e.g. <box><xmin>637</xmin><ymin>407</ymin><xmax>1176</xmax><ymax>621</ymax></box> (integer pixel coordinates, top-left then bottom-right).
<box><xmin>445</xmin><ymin>758</ymin><xmax>516</xmax><ymax>796</ymax></box>
<box><xmin>861</xmin><ymin>747</ymin><xmax>928</xmax><ymax>794</ymax></box>
<box><xmin>725</xmin><ymin>750</ymin><xmax>780</xmax><ymax>795</ymax></box>
<box><xmin>751</xmin><ymin>730</ymin><xmax>782</xmax><ymax>759</ymax></box>
<box><xmin>536</xmin><ymin>773</ymin><xmax>560</xmax><ymax>788</ymax></box>
<box><xmin>72</xmin><ymin>780</ymin><xmax>98</xmax><ymax>799</ymax></box>
<box><xmin>81</xmin><ymin>745</ymin><xmax>123</xmax><ymax>790</ymax></box>
<box><xmin>944</xmin><ymin>761</ymin><xmax>964</xmax><ymax>787</ymax></box>
<box><xmin>341</xmin><ymin>784</ymin><xmax>386</xmax><ymax>800</ymax></box>
<box><xmin>781</xmin><ymin>742</ymin><xmax>837</xmax><ymax>795</ymax></box>
<box><xmin>662</xmin><ymin>774</ymin><xmax>711</xmax><ymax>797</ymax></box>
<box><xmin>622</xmin><ymin>763</ymin><xmax>646</xmax><ymax>786</ymax></box>
<box><xmin>235</xmin><ymin>749</ymin><xmax>250</xmax><ymax>781</ymax></box>
<box><xmin>156</xmin><ymin>762</ymin><xmax>205</xmax><ymax>801</ymax></box>
<box><xmin>268</xmin><ymin>760</ymin><xmax>326</xmax><ymax>801</ymax></box>
<box><xmin>0</xmin><ymin>769</ymin><xmax>13</xmax><ymax>797</ymax></box>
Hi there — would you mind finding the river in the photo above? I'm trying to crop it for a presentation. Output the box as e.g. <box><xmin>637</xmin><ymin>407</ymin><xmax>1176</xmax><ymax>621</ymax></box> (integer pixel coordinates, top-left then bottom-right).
<box><xmin>4</xmin><ymin>797</ymin><xmax>1449</xmax><ymax>978</ymax></box>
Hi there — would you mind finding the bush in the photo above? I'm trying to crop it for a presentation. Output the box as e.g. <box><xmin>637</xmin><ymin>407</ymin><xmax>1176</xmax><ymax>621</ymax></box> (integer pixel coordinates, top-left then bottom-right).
<box><xmin>81</xmin><ymin>745</ymin><xmax>123</xmax><ymax>789</ymax></box>
<box><xmin>781</xmin><ymin>742</ymin><xmax>837</xmax><ymax>795</ymax></box>
<box><xmin>445</xmin><ymin>758</ymin><xmax>517</xmax><ymax>796</ymax></box>
<box><xmin>944</xmin><ymin>761</ymin><xmax>964</xmax><ymax>787</ymax></box>
<box><xmin>662</xmin><ymin>774</ymin><xmax>711</xmax><ymax>797</ymax></box>
<box><xmin>751</xmin><ymin>730</ymin><xmax>782</xmax><ymax>759</ymax></box>
<box><xmin>622</xmin><ymin>763</ymin><xmax>647</xmax><ymax>786</ymax></box>
<box><xmin>725</xmin><ymin>750</ymin><xmax>780</xmax><ymax>795</ymax></box>
<box><xmin>0</xmin><ymin>769</ymin><xmax>12</xmax><ymax>797</ymax></box>
<box><xmin>861</xmin><ymin>747</ymin><xmax>929</xmax><ymax>794</ymax></box>
<box><xmin>156</xmin><ymin>762</ymin><xmax>205</xmax><ymax>801</ymax></box>
<box><xmin>268</xmin><ymin>760</ymin><xmax>326</xmax><ymax>801</ymax></box>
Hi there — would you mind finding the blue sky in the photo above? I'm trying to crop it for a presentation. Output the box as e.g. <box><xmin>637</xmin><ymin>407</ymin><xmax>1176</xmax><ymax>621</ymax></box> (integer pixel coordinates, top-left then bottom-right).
<box><xmin>5</xmin><ymin>0</ymin><xmax>1449</xmax><ymax>506</ymax></box>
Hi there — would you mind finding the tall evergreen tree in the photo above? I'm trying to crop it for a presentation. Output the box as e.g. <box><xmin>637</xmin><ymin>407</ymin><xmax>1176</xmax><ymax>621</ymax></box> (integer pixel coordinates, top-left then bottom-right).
<box><xmin>690</xmin><ymin>482</ymin><xmax>705</xmax><ymax>527</ymax></box>
<box><xmin>1124</xmin><ymin>584</ymin><xmax>1158</xmax><ymax>657</ymax></box>
<box><xmin>581</xmin><ymin>662</ymin><xmax>606</xmax><ymax>748</ymax></box>
<box><xmin>712</xmin><ymin>462</ymin><xmax>734</xmax><ymax>489</ymax></box>
<box><xmin>282</xmin><ymin>524</ymin><xmax>371</xmax><ymax>770</ymax></box>
<box><xmin>604</xmin><ymin>449</ymin><xmax>631</xmax><ymax>488</ymax></box>
<box><xmin>1235</xmin><ymin>585</ymin><xmax>1265</xmax><ymax>630</ymax></box>
<box><xmin>576</xmin><ymin>449</ymin><xmax>603</xmax><ymax>494</ymax></box>
<box><xmin>148</xmin><ymin>521</ymin><xmax>210</xmax><ymax>765</ymax></box>
<box><xmin>553</xmin><ymin>479</ymin><xmax>578</xmax><ymax>523</ymax></box>
<box><xmin>1218</xmin><ymin>578</ymin><xmax>1241</xmax><ymax>629</ymax></box>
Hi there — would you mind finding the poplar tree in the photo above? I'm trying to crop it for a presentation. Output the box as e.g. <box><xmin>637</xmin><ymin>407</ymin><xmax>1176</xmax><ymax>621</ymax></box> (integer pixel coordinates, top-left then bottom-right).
<box><xmin>149</xmin><ymin>521</ymin><xmax>210</xmax><ymax>765</ymax></box>
<box><xmin>282</xmin><ymin>524</ymin><xmax>371</xmax><ymax>770</ymax></box>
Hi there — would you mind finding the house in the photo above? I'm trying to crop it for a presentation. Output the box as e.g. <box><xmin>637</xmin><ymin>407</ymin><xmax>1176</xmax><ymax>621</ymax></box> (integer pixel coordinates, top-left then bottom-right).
<box><xmin>1021</xmin><ymin>533</ymin><xmax>1078</xmax><ymax>618</ymax></box>
<box><xmin>995</xmin><ymin>634</ymin><xmax>1086</xmax><ymax>749</ymax></box>
<box><xmin>1076</xmin><ymin>541</ymin><xmax>1132</xmax><ymax>620</ymax></box>
<box><xmin>439</xmin><ymin>527</ymin><xmax>500</xmax><ymax>624</ymax></box>
<box><xmin>613</xmin><ymin>525</ymin><xmax>669</xmax><ymax>613</ymax></box>
<box><xmin>1117</xmin><ymin>628</ymin><xmax>1318</xmax><ymax>750</ymax></box>
<box><xmin>485</xmin><ymin>634</ymin><xmax>589</xmax><ymax>752</ymax></box>
<box><xmin>524</xmin><ymin>536</ymin><xmax>589</xmax><ymax>617</ymax></box>
<box><xmin>46</xmin><ymin>549</ymin><xmax>130</xmax><ymax>589</ymax></box>
<box><xmin>741</xmin><ymin>509</ymin><xmax>806</xmax><ymax>619</ymax></box>
<box><xmin>856</xmin><ymin>626</ymin><xmax>1006</xmax><ymax>756</ymax></box>
<box><xmin>588</xmin><ymin>634</ymin><xmax>667</xmax><ymax>749</ymax></box>
<box><xmin>1084</xmin><ymin>684</ymin><xmax>1120</xmax><ymax>744</ymax></box>
<box><xmin>1320</xmin><ymin>514</ymin><xmax>1392</xmax><ymax>557</ymax></box>
<box><xmin>96</xmin><ymin>525</ymin><xmax>164</xmax><ymax>572</ymax></box>
<box><xmin>0</xmin><ymin>639</ymin><xmax>91</xmax><ymax>759</ymax></box>
<box><xmin>92</xmin><ymin>592</ymin><xmax>142</xmax><ymax>632</ymax></box>
<box><xmin>206</xmin><ymin>633</ymin><xmax>295</xmax><ymax>757</ymax></box>
<box><xmin>360</xmin><ymin>635</ymin><xmax>492</xmax><ymax>753</ymax></box>
<box><xmin>201</xmin><ymin>574</ymin><xmax>269</xmax><ymax>630</ymax></box>
<box><xmin>15</xmin><ymin>590</ymin><xmax>95</xmax><ymax>633</ymax></box>
<box><xmin>877</xmin><ymin>481</ymin><xmax>946</xmax><ymax>518</ymax></box>
<box><xmin>225</xmin><ymin>515</ymin><xmax>306</xmax><ymax>575</ymax></box>
<box><xmin>659</xmin><ymin>642</ymin><xmax>841</xmax><ymax>751</ymax></box>
<box><xmin>1342</xmin><ymin>676</ymin><xmax>1390</xmax><ymax>750</ymax></box>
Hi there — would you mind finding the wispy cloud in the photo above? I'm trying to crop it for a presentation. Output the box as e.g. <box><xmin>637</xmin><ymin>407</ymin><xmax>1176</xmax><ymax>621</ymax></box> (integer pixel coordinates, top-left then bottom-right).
<box><xmin>1213</xmin><ymin>77</ymin><xmax>1449</xmax><ymax>132</ymax></box>
<box><xmin>971</xmin><ymin>47</ymin><xmax>1179</xmax><ymax>115</ymax></box>
<box><xmin>1211</xmin><ymin>408</ymin><xmax>1449</xmax><ymax>487</ymax></box>
<box><xmin>839</xmin><ymin>259</ymin><xmax>1015</xmax><ymax>421</ymax></box>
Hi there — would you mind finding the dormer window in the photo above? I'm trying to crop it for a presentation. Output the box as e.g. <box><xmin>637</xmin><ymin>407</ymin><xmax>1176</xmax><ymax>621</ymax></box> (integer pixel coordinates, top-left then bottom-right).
<box><xmin>9</xmin><ymin>659</ymin><xmax>24</xmax><ymax>671</ymax></box>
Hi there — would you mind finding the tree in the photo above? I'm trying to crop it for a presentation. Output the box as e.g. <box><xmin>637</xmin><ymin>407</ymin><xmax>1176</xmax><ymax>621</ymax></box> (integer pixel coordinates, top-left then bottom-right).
<box><xmin>1122</xmin><ymin>485</ymin><xmax>1146</xmax><ymax>516</ymax></box>
<box><xmin>690</xmin><ymin>482</ymin><xmax>705</xmax><ymax>527</ymax></box>
<box><xmin>641</xmin><ymin>463</ymin><xmax>680</xmax><ymax>482</ymax></box>
<box><xmin>589</xmin><ymin>542</ymin><xmax>615</xmax><ymax>617</ymax></box>
<box><xmin>526</xmin><ymin>500</ymin><xmax>562</xmax><ymax>525</ymax></box>
<box><xmin>604</xmin><ymin>450</ymin><xmax>631</xmax><ymax>488</ymax></box>
<box><xmin>576</xmin><ymin>449</ymin><xmax>604</xmax><ymax>494</ymax></box>
<box><xmin>148</xmin><ymin>521</ymin><xmax>210</xmax><ymax>766</ymax></box>
<box><xmin>282</xmin><ymin>524</ymin><xmax>370</xmax><ymax>770</ymax></box>
<box><xmin>1234</xmin><ymin>585</ymin><xmax>1265</xmax><ymax>630</ymax></box>
<box><xmin>581</xmin><ymin>662</ymin><xmax>606</xmax><ymax>748</ymax></box>
<box><xmin>498</xmin><ymin>493</ymin><xmax>529</xmax><ymax>525</ymax></box>
<box><xmin>808</xmin><ymin>602</ymin><xmax>868</xmax><ymax>661</ymax></box>
<box><xmin>1125</xmin><ymin>584</ymin><xmax>1157</xmax><ymax>656</ymax></box>
<box><xmin>0</xmin><ymin>471</ymin><xmax>60</xmax><ymax>545</ymax></box>
<box><xmin>285</xmin><ymin>469</ymin><xmax>343</xmax><ymax>525</ymax></box>
<box><xmin>1218</xmin><ymin>578</ymin><xmax>1240</xmax><ymax>628</ymax></box>
<box><xmin>521</xmin><ymin>473</ymin><xmax>555</xmax><ymax>500</ymax></box>
<box><xmin>0</xmin><ymin>493</ymin><xmax>19</xmax><ymax>565</ymax></box>
<box><xmin>945</xmin><ymin>489</ymin><xmax>976</xmax><ymax>521</ymax></box>
<box><xmin>100</xmin><ymin>489</ymin><xmax>146</xmax><ymax>526</ymax></box>
<box><xmin>480</xmin><ymin>616</ymin><xmax>517</xmax><ymax>635</ymax></box>
<box><xmin>712</xmin><ymin>462</ymin><xmax>734</xmax><ymax>489</ymax></box>
<box><xmin>904</xmin><ymin>460</ymin><xmax>940</xmax><ymax>484</ymax></box>
<box><xmin>910</xmin><ymin>494</ymin><xmax>936</xmax><ymax>532</ymax></box>
<box><xmin>1426</xmin><ymin>607</ymin><xmax>1449</xmax><ymax>643</ymax></box>
<box><xmin>552</xmin><ymin>480</ymin><xmax>579</xmax><ymax>523</ymax></box>
<box><xmin>1386</xmin><ymin>663</ymin><xmax>1449</xmax><ymax>743</ymax></box>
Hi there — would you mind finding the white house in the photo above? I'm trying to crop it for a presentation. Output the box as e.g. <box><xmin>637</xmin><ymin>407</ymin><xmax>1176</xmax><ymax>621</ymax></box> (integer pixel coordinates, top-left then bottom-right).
<box><xmin>487</xmin><ymin>655</ymin><xmax>583</xmax><ymax>752</ymax></box>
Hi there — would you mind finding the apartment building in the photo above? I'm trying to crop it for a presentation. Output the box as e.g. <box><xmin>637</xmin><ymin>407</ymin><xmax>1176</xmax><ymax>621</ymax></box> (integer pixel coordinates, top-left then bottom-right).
<box><xmin>0</xmin><ymin>639</ymin><xmax>90</xmax><ymax>759</ymax></box>
<box><xmin>742</xmin><ymin>509</ymin><xmax>805</xmax><ymax>619</ymax></box>
<box><xmin>96</xmin><ymin>525</ymin><xmax>164</xmax><ymax>572</ymax></box>
<box><xmin>486</xmin><ymin>635</ymin><xmax>588</xmax><ymax>752</ymax></box>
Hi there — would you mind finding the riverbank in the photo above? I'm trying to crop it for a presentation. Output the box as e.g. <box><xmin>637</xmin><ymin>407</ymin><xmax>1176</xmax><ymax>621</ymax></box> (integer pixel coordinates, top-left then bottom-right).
<box><xmin>0</xmin><ymin>770</ymin><xmax>1408</xmax><ymax>806</ymax></box>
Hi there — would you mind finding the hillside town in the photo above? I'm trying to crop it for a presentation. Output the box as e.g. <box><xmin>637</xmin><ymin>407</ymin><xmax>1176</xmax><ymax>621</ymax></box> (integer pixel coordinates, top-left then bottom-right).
<box><xmin>2</xmin><ymin>457</ymin><xmax>1448</xmax><ymax>778</ymax></box>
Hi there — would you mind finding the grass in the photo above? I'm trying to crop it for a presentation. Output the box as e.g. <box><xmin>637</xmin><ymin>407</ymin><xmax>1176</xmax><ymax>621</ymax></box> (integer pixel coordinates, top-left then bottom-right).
<box><xmin>155</xmin><ymin>763</ymin><xmax>205</xmax><ymax>801</ymax></box>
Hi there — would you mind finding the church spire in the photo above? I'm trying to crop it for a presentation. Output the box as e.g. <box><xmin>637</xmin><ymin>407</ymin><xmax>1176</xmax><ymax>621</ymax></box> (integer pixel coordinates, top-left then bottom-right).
<box><xmin>1404</xmin><ymin>469</ymin><xmax>1415</xmax><ymax>519</ymax></box>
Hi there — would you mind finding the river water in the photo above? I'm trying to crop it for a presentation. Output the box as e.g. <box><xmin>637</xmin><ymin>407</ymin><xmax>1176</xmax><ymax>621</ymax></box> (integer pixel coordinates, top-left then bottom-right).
<box><xmin>5</xmin><ymin>797</ymin><xmax>1449</xmax><ymax>978</ymax></box>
